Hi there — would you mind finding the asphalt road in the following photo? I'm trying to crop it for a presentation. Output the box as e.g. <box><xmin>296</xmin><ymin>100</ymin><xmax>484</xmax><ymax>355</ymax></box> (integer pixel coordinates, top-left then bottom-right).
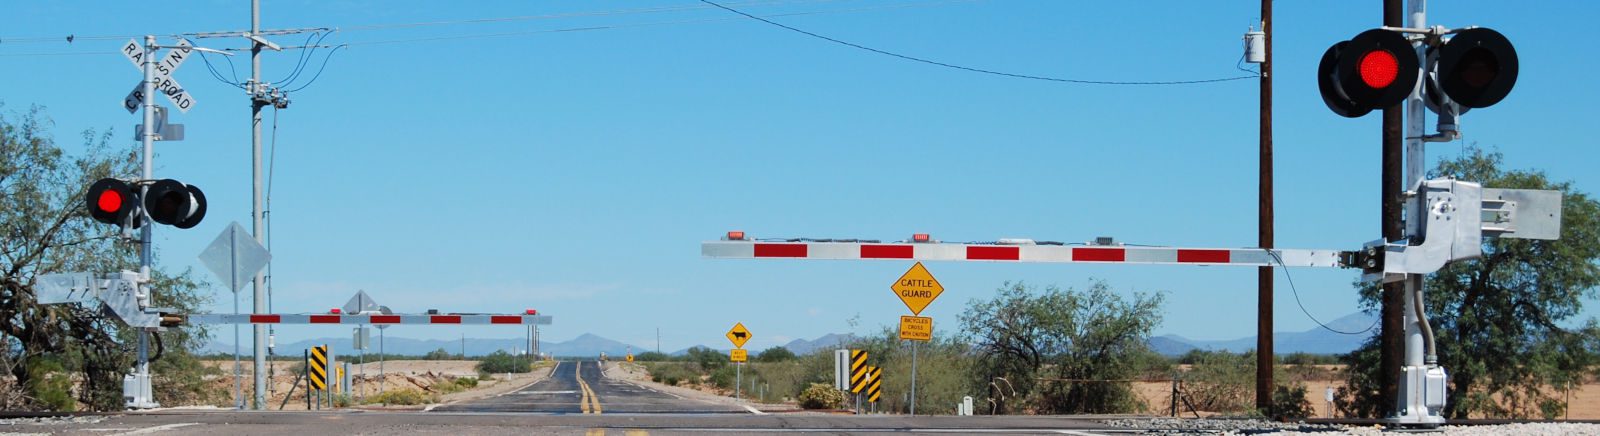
<box><xmin>20</xmin><ymin>412</ymin><xmax>1125</xmax><ymax>435</ymax></box>
<box><xmin>431</xmin><ymin>361</ymin><xmax>749</xmax><ymax>414</ymax></box>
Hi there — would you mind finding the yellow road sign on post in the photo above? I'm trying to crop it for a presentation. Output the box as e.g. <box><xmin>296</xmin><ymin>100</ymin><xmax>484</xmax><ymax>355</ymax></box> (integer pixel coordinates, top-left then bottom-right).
<box><xmin>730</xmin><ymin>348</ymin><xmax>748</xmax><ymax>362</ymax></box>
<box><xmin>849</xmin><ymin>349</ymin><xmax>869</xmax><ymax>394</ymax></box>
<box><xmin>726</xmin><ymin>322</ymin><xmax>752</xmax><ymax>349</ymax></box>
<box><xmin>899</xmin><ymin>315</ymin><xmax>933</xmax><ymax>341</ymax></box>
<box><xmin>308</xmin><ymin>345</ymin><xmax>328</xmax><ymax>391</ymax></box>
<box><xmin>867</xmin><ymin>366</ymin><xmax>882</xmax><ymax>403</ymax></box>
<box><xmin>891</xmin><ymin>262</ymin><xmax>944</xmax><ymax>315</ymax></box>
<box><xmin>626</xmin><ymin>354</ymin><xmax>634</xmax><ymax>362</ymax></box>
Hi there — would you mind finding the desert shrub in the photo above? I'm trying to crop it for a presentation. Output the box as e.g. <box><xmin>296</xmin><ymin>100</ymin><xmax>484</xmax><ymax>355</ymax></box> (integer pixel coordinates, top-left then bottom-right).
<box><xmin>633</xmin><ymin>351</ymin><xmax>669</xmax><ymax>362</ymax></box>
<box><xmin>709</xmin><ymin>365</ymin><xmax>738</xmax><ymax>390</ymax></box>
<box><xmin>1183</xmin><ymin>350</ymin><xmax>1256</xmax><ymax>414</ymax></box>
<box><xmin>363</xmin><ymin>388</ymin><xmax>435</xmax><ymax>405</ymax></box>
<box><xmin>423</xmin><ymin>348</ymin><xmax>455</xmax><ymax>360</ymax></box>
<box><xmin>454</xmin><ymin>377</ymin><xmax>479</xmax><ymax>389</ymax></box>
<box><xmin>25</xmin><ymin>359</ymin><xmax>75</xmax><ymax>411</ymax></box>
<box><xmin>332</xmin><ymin>393</ymin><xmax>354</xmax><ymax>407</ymax></box>
<box><xmin>646</xmin><ymin>362</ymin><xmax>700</xmax><ymax>387</ymax></box>
<box><xmin>798</xmin><ymin>383</ymin><xmax>847</xmax><ymax>409</ymax></box>
<box><xmin>1271</xmin><ymin>383</ymin><xmax>1315</xmax><ymax>420</ymax></box>
<box><xmin>475</xmin><ymin>350</ymin><xmax>531</xmax><ymax>374</ymax></box>
<box><xmin>755</xmin><ymin>347</ymin><xmax>796</xmax><ymax>362</ymax></box>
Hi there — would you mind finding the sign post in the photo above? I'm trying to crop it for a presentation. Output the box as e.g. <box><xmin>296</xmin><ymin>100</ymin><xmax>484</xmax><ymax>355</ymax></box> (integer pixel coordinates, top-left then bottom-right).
<box><xmin>726</xmin><ymin>322</ymin><xmax>752</xmax><ymax>400</ymax></box>
<box><xmin>891</xmin><ymin>262</ymin><xmax>943</xmax><ymax>416</ymax></box>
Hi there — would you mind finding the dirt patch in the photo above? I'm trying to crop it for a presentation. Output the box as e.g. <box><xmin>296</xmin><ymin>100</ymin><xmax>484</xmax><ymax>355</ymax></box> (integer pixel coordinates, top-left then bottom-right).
<box><xmin>606</xmin><ymin>362</ymin><xmax>799</xmax><ymax>412</ymax></box>
<box><xmin>196</xmin><ymin>359</ymin><xmax>552</xmax><ymax>410</ymax></box>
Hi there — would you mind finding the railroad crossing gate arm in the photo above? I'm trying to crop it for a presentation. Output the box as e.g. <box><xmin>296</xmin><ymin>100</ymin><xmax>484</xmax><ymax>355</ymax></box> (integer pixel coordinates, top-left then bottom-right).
<box><xmin>183</xmin><ymin>313</ymin><xmax>553</xmax><ymax>326</ymax></box>
<box><xmin>700</xmin><ymin>178</ymin><xmax>1564</xmax><ymax>284</ymax></box>
<box><xmin>701</xmin><ymin>239</ymin><xmax>1347</xmax><ymax>268</ymax></box>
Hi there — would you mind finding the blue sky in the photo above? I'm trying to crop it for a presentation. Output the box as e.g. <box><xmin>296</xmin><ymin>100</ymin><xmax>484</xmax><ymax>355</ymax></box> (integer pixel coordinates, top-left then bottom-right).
<box><xmin>3</xmin><ymin>1</ymin><xmax>1596</xmax><ymax>353</ymax></box>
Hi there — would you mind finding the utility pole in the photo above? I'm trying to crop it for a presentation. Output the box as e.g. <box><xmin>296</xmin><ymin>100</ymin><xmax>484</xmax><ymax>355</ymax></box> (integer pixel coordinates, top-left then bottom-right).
<box><xmin>1381</xmin><ymin>0</ymin><xmax>1406</xmax><ymax>416</ymax></box>
<box><xmin>249</xmin><ymin>0</ymin><xmax>268</xmax><ymax>410</ymax></box>
<box><xmin>1255</xmin><ymin>0</ymin><xmax>1274</xmax><ymax>414</ymax></box>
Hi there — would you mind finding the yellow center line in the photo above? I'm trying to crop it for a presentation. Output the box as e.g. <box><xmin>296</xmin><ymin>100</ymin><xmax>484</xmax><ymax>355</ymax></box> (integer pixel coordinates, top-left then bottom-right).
<box><xmin>574</xmin><ymin>361</ymin><xmax>602</xmax><ymax>414</ymax></box>
<box><xmin>585</xmin><ymin>361</ymin><xmax>603</xmax><ymax>414</ymax></box>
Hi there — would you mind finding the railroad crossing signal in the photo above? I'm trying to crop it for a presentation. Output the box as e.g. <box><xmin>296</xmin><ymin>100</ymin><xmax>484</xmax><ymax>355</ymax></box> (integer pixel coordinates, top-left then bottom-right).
<box><xmin>87</xmin><ymin>178</ymin><xmax>208</xmax><ymax>231</ymax></box>
<box><xmin>1318</xmin><ymin>27</ymin><xmax>1518</xmax><ymax>118</ymax></box>
<box><xmin>891</xmin><ymin>262</ymin><xmax>943</xmax><ymax>316</ymax></box>
<box><xmin>725</xmin><ymin>322</ymin><xmax>752</xmax><ymax>349</ymax></box>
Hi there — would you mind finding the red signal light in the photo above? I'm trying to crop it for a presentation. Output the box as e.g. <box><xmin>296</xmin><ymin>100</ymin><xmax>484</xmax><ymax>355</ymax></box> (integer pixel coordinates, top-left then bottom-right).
<box><xmin>86</xmin><ymin>178</ymin><xmax>139</xmax><ymax>227</ymax></box>
<box><xmin>526</xmin><ymin>309</ymin><xmax>538</xmax><ymax>315</ymax></box>
<box><xmin>1319</xmin><ymin>29</ymin><xmax>1418</xmax><ymax>118</ymax></box>
<box><xmin>96</xmin><ymin>189</ymin><xmax>124</xmax><ymax>214</ymax></box>
<box><xmin>912</xmin><ymin>233</ymin><xmax>930</xmax><ymax>243</ymax></box>
<box><xmin>330</xmin><ymin>308</ymin><xmax>342</xmax><ymax>314</ymax></box>
<box><xmin>1358</xmin><ymin>50</ymin><xmax>1399</xmax><ymax>88</ymax></box>
<box><xmin>726</xmin><ymin>231</ymin><xmax>746</xmax><ymax>241</ymax></box>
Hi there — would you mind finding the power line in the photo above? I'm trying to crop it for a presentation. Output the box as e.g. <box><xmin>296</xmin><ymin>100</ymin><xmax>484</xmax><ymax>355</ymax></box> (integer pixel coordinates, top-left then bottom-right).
<box><xmin>698</xmin><ymin>0</ymin><xmax>1256</xmax><ymax>86</ymax></box>
<box><xmin>339</xmin><ymin>1</ymin><xmax>976</xmax><ymax>47</ymax></box>
<box><xmin>337</xmin><ymin>0</ymin><xmax>838</xmax><ymax>32</ymax></box>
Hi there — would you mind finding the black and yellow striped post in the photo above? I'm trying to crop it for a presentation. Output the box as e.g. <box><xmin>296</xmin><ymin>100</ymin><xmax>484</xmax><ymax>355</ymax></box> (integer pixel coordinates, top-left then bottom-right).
<box><xmin>867</xmin><ymin>366</ymin><xmax>882</xmax><ymax>405</ymax></box>
<box><xmin>309</xmin><ymin>345</ymin><xmax>329</xmax><ymax>409</ymax></box>
<box><xmin>849</xmin><ymin>349</ymin><xmax>869</xmax><ymax>394</ymax></box>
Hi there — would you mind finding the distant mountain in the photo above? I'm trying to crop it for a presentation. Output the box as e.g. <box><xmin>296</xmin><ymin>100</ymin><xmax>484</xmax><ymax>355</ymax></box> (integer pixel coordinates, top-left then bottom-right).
<box><xmin>1148</xmin><ymin>312</ymin><xmax>1377</xmax><ymax>356</ymax></box>
<box><xmin>781</xmin><ymin>333</ymin><xmax>855</xmax><ymax>355</ymax></box>
<box><xmin>204</xmin><ymin>333</ymin><xmax>648</xmax><ymax>358</ymax></box>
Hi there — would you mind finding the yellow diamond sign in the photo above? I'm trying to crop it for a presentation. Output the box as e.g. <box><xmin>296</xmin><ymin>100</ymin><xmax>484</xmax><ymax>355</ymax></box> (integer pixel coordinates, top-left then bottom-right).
<box><xmin>891</xmin><ymin>262</ymin><xmax>944</xmax><ymax>316</ymax></box>
<box><xmin>726</xmin><ymin>322</ymin><xmax>752</xmax><ymax>349</ymax></box>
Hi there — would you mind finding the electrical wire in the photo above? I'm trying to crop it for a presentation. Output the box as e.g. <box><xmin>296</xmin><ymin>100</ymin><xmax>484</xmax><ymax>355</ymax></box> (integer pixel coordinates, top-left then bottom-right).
<box><xmin>196</xmin><ymin>48</ymin><xmax>247</xmax><ymax>90</ymax></box>
<box><xmin>272</xmin><ymin>31</ymin><xmax>325</xmax><ymax>85</ymax></box>
<box><xmin>336</xmin><ymin>0</ymin><xmax>838</xmax><ymax>32</ymax></box>
<box><xmin>339</xmin><ymin>1</ymin><xmax>975</xmax><ymax>47</ymax></box>
<box><xmin>284</xmin><ymin>44</ymin><xmax>345</xmax><ymax>93</ymax></box>
<box><xmin>698</xmin><ymin>0</ymin><xmax>1257</xmax><ymax>86</ymax></box>
<box><xmin>1267</xmin><ymin>250</ymin><xmax>1379</xmax><ymax>335</ymax></box>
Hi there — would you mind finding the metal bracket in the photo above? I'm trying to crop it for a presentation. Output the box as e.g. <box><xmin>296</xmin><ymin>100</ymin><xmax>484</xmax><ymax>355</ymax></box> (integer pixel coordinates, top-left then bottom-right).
<box><xmin>1362</xmin><ymin>179</ymin><xmax>1562</xmax><ymax>283</ymax></box>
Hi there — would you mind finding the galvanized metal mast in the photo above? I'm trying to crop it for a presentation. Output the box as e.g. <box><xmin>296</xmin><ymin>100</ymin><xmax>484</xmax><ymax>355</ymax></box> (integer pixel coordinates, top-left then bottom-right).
<box><xmin>250</xmin><ymin>0</ymin><xmax>268</xmax><ymax>410</ymax></box>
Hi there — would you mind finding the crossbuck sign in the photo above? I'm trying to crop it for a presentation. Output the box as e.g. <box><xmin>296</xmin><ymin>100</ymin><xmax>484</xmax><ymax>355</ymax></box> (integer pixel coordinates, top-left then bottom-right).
<box><xmin>121</xmin><ymin>38</ymin><xmax>197</xmax><ymax>113</ymax></box>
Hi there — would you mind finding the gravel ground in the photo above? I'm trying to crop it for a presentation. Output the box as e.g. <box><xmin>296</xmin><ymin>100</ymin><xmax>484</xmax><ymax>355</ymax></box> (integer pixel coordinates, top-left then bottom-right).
<box><xmin>1103</xmin><ymin>418</ymin><xmax>1600</xmax><ymax>435</ymax></box>
<box><xmin>0</xmin><ymin>416</ymin><xmax>107</xmax><ymax>426</ymax></box>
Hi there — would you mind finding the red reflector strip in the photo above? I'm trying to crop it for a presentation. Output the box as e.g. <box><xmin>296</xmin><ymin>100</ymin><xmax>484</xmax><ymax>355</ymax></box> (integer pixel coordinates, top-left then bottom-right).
<box><xmin>967</xmin><ymin>246</ymin><xmax>1020</xmax><ymax>261</ymax></box>
<box><xmin>753</xmin><ymin>243</ymin><xmax>807</xmax><ymax>258</ymax></box>
<box><xmin>250</xmin><ymin>314</ymin><xmax>280</xmax><ymax>324</ymax></box>
<box><xmin>1073</xmin><ymin>248</ymin><xmax>1126</xmax><ymax>262</ymax></box>
<box><xmin>860</xmin><ymin>245</ymin><xmax>913</xmax><ymax>259</ymax></box>
<box><xmin>490</xmin><ymin>316</ymin><xmax>521</xmax><ymax>324</ymax></box>
<box><xmin>370</xmin><ymin>315</ymin><xmax>401</xmax><ymax>324</ymax></box>
<box><xmin>1177</xmin><ymin>249</ymin><xmax>1231</xmax><ymax>263</ymax></box>
<box><xmin>431</xmin><ymin>315</ymin><xmax>462</xmax><ymax>324</ymax></box>
<box><xmin>309</xmin><ymin>315</ymin><xmax>341</xmax><ymax>324</ymax></box>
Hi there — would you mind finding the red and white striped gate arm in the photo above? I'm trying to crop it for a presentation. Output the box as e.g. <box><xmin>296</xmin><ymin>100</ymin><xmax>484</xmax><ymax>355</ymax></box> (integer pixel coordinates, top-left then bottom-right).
<box><xmin>703</xmin><ymin>234</ymin><xmax>1350</xmax><ymax>268</ymax></box>
<box><xmin>184</xmin><ymin>314</ymin><xmax>553</xmax><ymax>325</ymax></box>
